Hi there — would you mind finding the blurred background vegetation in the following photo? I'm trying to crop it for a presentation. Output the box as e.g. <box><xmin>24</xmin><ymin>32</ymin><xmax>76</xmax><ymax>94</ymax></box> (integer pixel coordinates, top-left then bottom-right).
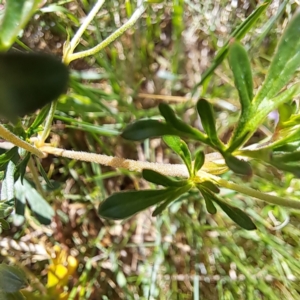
<box><xmin>2</xmin><ymin>0</ymin><xmax>300</xmax><ymax>299</ymax></box>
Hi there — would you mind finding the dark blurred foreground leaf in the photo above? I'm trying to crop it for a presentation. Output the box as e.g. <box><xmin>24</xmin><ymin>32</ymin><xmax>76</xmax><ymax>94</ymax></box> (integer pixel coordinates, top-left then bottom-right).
<box><xmin>0</xmin><ymin>264</ymin><xmax>27</xmax><ymax>293</ymax></box>
<box><xmin>0</xmin><ymin>53</ymin><xmax>69</xmax><ymax>122</ymax></box>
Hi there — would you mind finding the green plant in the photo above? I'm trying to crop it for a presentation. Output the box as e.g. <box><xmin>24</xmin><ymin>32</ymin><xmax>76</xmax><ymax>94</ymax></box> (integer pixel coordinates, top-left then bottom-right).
<box><xmin>0</xmin><ymin>0</ymin><xmax>300</xmax><ymax>233</ymax></box>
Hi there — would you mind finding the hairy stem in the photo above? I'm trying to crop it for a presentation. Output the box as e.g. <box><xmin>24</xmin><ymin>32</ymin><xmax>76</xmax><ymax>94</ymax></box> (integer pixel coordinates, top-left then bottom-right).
<box><xmin>0</xmin><ymin>124</ymin><xmax>44</xmax><ymax>158</ymax></box>
<box><xmin>67</xmin><ymin>0</ymin><xmax>106</xmax><ymax>56</ymax></box>
<box><xmin>199</xmin><ymin>171</ymin><xmax>300</xmax><ymax>209</ymax></box>
<box><xmin>66</xmin><ymin>3</ymin><xmax>146</xmax><ymax>63</ymax></box>
<box><xmin>40</xmin><ymin>146</ymin><xmax>300</xmax><ymax>209</ymax></box>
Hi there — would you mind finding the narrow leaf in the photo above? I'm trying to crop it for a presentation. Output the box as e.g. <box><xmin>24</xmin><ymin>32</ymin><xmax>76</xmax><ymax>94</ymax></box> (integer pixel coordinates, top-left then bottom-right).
<box><xmin>224</xmin><ymin>154</ymin><xmax>252</xmax><ymax>176</ymax></box>
<box><xmin>35</xmin><ymin>158</ymin><xmax>54</xmax><ymax>188</ymax></box>
<box><xmin>227</xmin><ymin>83</ymin><xmax>300</xmax><ymax>152</ymax></box>
<box><xmin>198</xmin><ymin>187</ymin><xmax>217</xmax><ymax>214</ymax></box>
<box><xmin>255</xmin><ymin>11</ymin><xmax>300</xmax><ymax>104</ymax></box>
<box><xmin>142</xmin><ymin>169</ymin><xmax>188</xmax><ymax>187</ymax></box>
<box><xmin>228</xmin><ymin>42</ymin><xmax>253</xmax><ymax>109</ymax></box>
<box><xmin>27</xmin><ymin>104</ymin><xmax>51</xmax><ymax>136</ymax></box>
<box><xmin>152</xmin><ymin>185</ymin><xmax>192</xmax><ymax>216</ymax></box>
<box><xmin>98</xmin><ymin>189</ymin><xmax>172</xmax><ymax>220</ymax></box>
<box><xmin>163</xmin><ymin>136</ymin><xmax>192</xmax><ymax>175</ymax></box>
<box><xmin>200</xmin><ymin>181</ymin><xmax>220</xmax><ymax>193</ymax></box>
<box><xmin>196</xmin><ymin>99</ymin><xmax>221</xmax><ymax>147</ymax></box>
<box><xmin>121</xmin><ymin>119</ymin><xmax>178</xmax><ymax>141</ymax></box>
<box><xmin>273</xmin><ymin>151</ymin><xmax>300</xmax><ymax>162</ymax></box>
<box><xmin>193</xmin><ymin>150</ymin><xmax>205</xmax><ymax>174</ymax></box>
<box><xmin>211</xmin><ymin>197</ymin><xmax>256</xmax><ymax>230</ymax></box>
<box><xmin>0</xmin><ymin>147</ymin><xmax>19</xmax><ymax>171</ymax></box>
<box><xmin>159</xmin><ymin>103</ymin><xmax>207</xmax><ymax>142</ymax></box>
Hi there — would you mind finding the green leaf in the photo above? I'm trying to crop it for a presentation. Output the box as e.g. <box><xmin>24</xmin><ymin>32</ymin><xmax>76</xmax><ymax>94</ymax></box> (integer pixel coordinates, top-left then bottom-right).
<box><xmin>15</xmin><ymin>153</ymin><xmax>31</xmax><ymax>184</ymax></box>
<box><xmin>224</xmin><ymin>154</ymin><xmax>252</xmax><ymax>176</ymax></box>
<box><xmin>27</xmin><ymin>104</ymin><xmax>51</xmax><ymax>137</ymax></box>
<box><xmin>0</xmin><ymin>147</ymin><xmax>19</xmax><ymax>171</ymax></box>
<box><xmin>0</xmin><ymin>0</ymin><xmax>43</xmax><ymax>51</ymax></box>
<box><xmin>35</xmin><ymin>158</ymin><xmax>54</xmax><ymax>188</ymax></box>
<box><xmin>211</xmin><ymin>197</ymin><xmax>256</xmax><ymax>230</ymax></box>
<box><xmin>255</xmin><ymin>11</ymin><xmax>300</xmax><ymax>105</ymax></box>
<box><xmin>121</xmin><ymin>119</ymin><xmax>178</xmax><ymax>141</ymax></box>
<box><xmin>163</xmin><ymin>136</ymin><xmax>193</xmax><ymax>176</ymax></box>
<box><xmin>277</xmin><ymin>102</ymin><xmax>296</xmax><ymax>127</ymax></box>
<box><xmin>159</xmin><ymin>103</ymin><xmax>207</xmax><ymax>142</ymax></box>
<box><xmin>196</xmin><ymin>99</ymin><xmax>221</xmax><ymax>147</ymax></box>
<box><xmin>0</xmin><ymin>264</ymin><xmax>27</xmax><ymax>293</ymax></box>
<box><xmin>200</xmin><ymin>181</ymin><xmax>220</xmax><ymax>193</ymax></box>
<box><xmin>2</xmin><ymin>161</ymin><xmax>16</xmax><ymax>201</ymax></box>
<box><xmin>193</xmin><ymin>150</ymin><xmax>205</xmax><ymax>174</ymax></box>
<box><xmin>228</xmin><ymin>42</ymin><xmax>253</xmax><ymax>109</ymax></box>
<box><xmin>197</xmin><ymin>187</ymin><xmax>217</xmax><ymax>214</ymax></box>
<box><xmin>197</xmin><ymin>189</ymin><xmax>256</xmax><ymax>230</ymax></box>
<box><xmin>269</xmin><ymin>160</ymin><xmax>300</xmax><ymax>178</ymax></box>
<box><xmin>6</xmin><ymin>291</ymin><xmax>26</xmax><ymax>300</ymax></box>
<box><xmin>0</xmin><ymin>53</ymin><xmax>69</xmax><ymax>122</ymax></box>
<box><xmin>0</xmin><ymin>219</ymin><xmax>10</xmax><ymax>230</ymax></box>
<box><xmin>227</xmin><ymin>83</ymin><xmax>300</xmax><ymax>152</ymax></box>
<box><xmin>273</xmin><ymin>151</ymin><xmax>300</xmax><ymax>163</ymax></box>
<box><xmin>192</xmin><ymin>0</ymin><xmax>270</xmax><ymax>92</ymax></box>
<box><xmin>14</xmin><ymin>179</ymin><xmax>54</xmax><ymax>225</ymax></box>
<box><xmin>142</xmin><ymin>169</ymin><xmax>188</xmax><ymax>187</ymax></box>
<box><xmin>98</xmin><ymin>189</ymin><xmax>173</xmax><ymax>220</ymax></box>
<box><xmin>152</xmin><ymin>185</ymin><xmax>192</xmax><ymax>216</ymax></box>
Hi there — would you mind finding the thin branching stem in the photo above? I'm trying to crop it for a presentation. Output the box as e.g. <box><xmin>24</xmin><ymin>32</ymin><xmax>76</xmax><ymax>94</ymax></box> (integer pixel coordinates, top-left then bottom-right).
<box><xmin>0</xmin><ymin>124</ymin><xmax>44</xmax><ymax>158</ymax></box>
<box><xmin>40</xmin><ymin>145</ymin><xmax>300</xmax><ymax>209</ymax></box>
<box><xmin>67</xmin><ymin>0</ymin><xmax>106</xmax><ymax>56</ymax></box>
<box><xmin>65</xmin><ymin>3</ymin><xmax>146</xmax><ymax>63</ymax></box>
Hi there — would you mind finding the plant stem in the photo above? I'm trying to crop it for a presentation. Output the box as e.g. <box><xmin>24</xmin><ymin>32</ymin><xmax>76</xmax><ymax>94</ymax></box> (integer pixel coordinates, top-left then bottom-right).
<box><xmin>37</xmin><ymin>101</ymin><xmax>57</xmax><ymax>147</ymax></box>
<box><xmin>40</xmin><ymin>146</ymin><xmax>300</xmax><ymax>209</ymax></box>
<box><xmin>28</xmin><ymin>157</ymin><xmax>45</xmax><ymax>197</ymax></box>
<box><xmin>64</xmin><ymin>0</ymin><xmax>106</xmax><ymax>63</ymax></box>
<box><xmin>66</xmin><ymin>3</ymin><xmax>146</xmax><ymax>63</ymax></box>
<box><xmin>202</xmin><ymin>172</ymin><xmax>300</xmax><ymax>209</ymax></box>
<box><xmin>40</xmin><ymin>145</ymin><xmax>189</xmax><ymax>177</ymax></box>
<box><xmin>0</xmin><ymin>124</ymin><xmax>44</xmax><ymax>158</ymax></box>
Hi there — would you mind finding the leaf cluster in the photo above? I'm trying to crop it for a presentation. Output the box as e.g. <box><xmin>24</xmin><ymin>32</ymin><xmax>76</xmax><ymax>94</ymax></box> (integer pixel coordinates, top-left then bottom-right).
<box><xmin>99</xmin><ymin>8</ymin><xmax>300</xmax><ymax>229</ymax></box>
